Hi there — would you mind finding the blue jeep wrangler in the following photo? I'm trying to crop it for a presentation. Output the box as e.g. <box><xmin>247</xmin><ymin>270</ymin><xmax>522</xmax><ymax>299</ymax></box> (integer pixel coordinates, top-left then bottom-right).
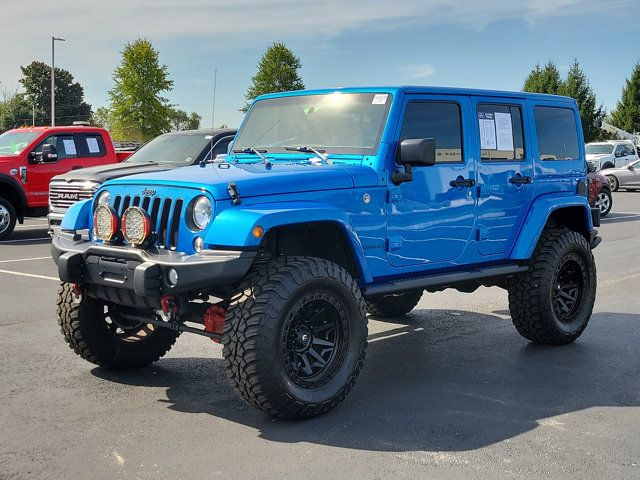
<box><xmin>52</xmin><ymin>87</ymin><xmax>601</xmax><ymax>419</ymax></box>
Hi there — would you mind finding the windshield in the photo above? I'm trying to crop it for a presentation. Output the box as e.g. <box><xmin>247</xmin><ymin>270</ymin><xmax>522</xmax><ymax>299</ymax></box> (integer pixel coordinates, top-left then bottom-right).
<box><xmin>126</xmin><ymin>132</ymin><xmax>215</xmax><ymax>164</ymax></box>
<box><xmin>0</xmin><ymin>131</ymin><xmax>40</xmax><ymax>156</ymax></box>
<box><xmin>585</xmin><ymin>144</ymin><xmax>614</xmax><ymax>155</ymax></box>
<box><xmin>233</xmin><ymin>92</ymin><xmax>392</xmax><ymax>155</ymax></box>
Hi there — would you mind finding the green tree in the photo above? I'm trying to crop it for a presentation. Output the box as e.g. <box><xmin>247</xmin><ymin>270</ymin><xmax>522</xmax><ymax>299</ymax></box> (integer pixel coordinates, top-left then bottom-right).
<box><xmin>19</xmin><ymin>61</ymin><xmax>92</xmax><ymax>125</ymax></box>
<box><xmin>610</xmin><ymin>63</ymin><xmax>640</xmax><ymax>134</ymax></box>
<box><xmin>0</xmin><ymin>88</ymin><xmax>33</xmax><ymax>131</ymax></box>
<box><xmin>108</xmin><ymin>39</ymin><xmax>173</xmax><ymax>141</ymax></box>
<box><xmin>168</xmin><ymin>107</ymin><xmax>201</xmax><ymax>131</ymax></box>
<box><xmin>523</xmin><ymin>61</ymin><xmax>563</xmax><ymax>95</ymax></box>
<box><xmin>561</xmin><ymin>59</ymin><xmax>605</xmax><ymax>143</ymax></box>
<box><xmin>92</xmin><ymin>106</ymin><xmax>113</xmax><ymax>130</ymax></box>
<box><xmin>242</xmin><ymin>42</ymin><xmax>304</xmax><ymax>112</ymax></box>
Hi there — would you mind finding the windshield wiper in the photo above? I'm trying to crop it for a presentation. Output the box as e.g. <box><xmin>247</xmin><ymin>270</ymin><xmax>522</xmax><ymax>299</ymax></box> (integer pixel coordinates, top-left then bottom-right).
<box><xmin>232</xmin><ymin>147</ymin><xmax>272</xmax><ymax>168</ymax></box>
<box><xmin>284</xmin><ymin>145</ymin><xmax>333</xmax><ymax>165</ymax></box>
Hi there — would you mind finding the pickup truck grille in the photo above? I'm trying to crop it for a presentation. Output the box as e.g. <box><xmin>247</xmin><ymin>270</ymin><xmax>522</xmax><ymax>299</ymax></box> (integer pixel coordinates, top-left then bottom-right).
<box><xmin>50</xmin><ymin>182</ymin><xmax>99</xmax><ymax>210</ymax></box>
<box><xmin>112</xmin><ymin>194</ymin><xmax>184</xmax><ymax>250</ymax></box>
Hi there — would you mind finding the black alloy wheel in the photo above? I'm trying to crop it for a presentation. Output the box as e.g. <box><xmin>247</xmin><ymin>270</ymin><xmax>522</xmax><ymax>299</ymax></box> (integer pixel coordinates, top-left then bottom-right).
<box><xmin>551</xmin><ymin>254</ymin><xmax>587</xmax><ymax>324</ymax></box>
<box><xmin>282</xmin><ymin>294</ymin><xmax>347</xmax><ymax>388</ymax></box>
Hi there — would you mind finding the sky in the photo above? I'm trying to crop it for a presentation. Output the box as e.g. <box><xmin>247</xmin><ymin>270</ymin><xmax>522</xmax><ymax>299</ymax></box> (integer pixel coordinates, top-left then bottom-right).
<box><xmin>1</xmin><ymin>0</ymin><xmax>638</xmax><ymax>129</ymax></box>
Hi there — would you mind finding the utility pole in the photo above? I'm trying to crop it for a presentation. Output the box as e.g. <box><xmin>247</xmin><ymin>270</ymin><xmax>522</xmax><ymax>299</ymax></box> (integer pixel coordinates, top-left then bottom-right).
<box><xmin>212</xmin><ymin>68</ymin><xmax>218</xmax><ymax>129</ymax></box>
<box><xmin>51</xmin><ymin>36</ymin><xmax>65</xmax><ymax>126</ymax></box>
<box><xmin>32</xmin><ymin>103</ymin><xmax>35</xmax><ymax>127</ymax></box>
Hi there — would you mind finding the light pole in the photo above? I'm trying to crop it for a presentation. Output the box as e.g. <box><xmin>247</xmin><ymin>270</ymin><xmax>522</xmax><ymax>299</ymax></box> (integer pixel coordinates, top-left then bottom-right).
<box><xmin>51</xmin><ymin>36</ymin><xmax>65</xmax><ymax>126</ymax></box>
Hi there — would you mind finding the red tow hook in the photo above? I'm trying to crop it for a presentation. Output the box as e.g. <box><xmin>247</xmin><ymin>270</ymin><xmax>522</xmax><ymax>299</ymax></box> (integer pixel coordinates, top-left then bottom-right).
<box><xmin>203</xmin><ymin>305</ymin><xmax>226</xmax><ymax>343</ymax></box>
<box><xmin>160</xmin><ymin>295</ymin><xmax>177</xmax><ymax>314</ymax></box>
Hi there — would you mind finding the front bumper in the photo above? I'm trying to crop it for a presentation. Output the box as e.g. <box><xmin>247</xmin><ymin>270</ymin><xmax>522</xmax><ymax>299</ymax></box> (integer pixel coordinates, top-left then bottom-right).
<box><xmin>52</xmin><ymin>230</ymin><xmax>256</xmax><ymax>298</ymax></box>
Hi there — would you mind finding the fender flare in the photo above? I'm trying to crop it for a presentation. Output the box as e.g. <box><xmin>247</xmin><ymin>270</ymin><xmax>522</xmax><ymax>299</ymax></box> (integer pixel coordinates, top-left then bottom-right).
<box><xmin>511</xmin><ymin>194</ymin><xmax>593</xmax><ymax>260</ymax></box>
<box><xmin>0</xmin><ymin>173</ymin><xmax>28</xmax><ymax>221</ymax></box>
<box><xmin>204</xmin><ymin>202</ymin><xmax>372</xmax><ymax>283</ymax></box>
<box><xmin>60</xmin><ymin>199</ymin><xmax>92</xmax><ymax>231</ymax></box>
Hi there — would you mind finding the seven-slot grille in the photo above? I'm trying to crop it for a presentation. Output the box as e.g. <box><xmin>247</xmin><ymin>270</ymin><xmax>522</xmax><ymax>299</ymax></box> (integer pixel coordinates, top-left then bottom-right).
<box><xmin>112</xmin><ymin>194</ymin><xmax>184</xmax><ymax>250</ymax></box>
<box><xmin>50</xmin><ymin>181</ymin><xmax>99</xmax><ymax>210</ymax></box>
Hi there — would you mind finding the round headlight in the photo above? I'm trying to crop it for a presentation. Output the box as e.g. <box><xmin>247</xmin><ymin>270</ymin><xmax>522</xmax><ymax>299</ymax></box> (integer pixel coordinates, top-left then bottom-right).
<box><xmin>122</xmin><ymin>207</ymin><xmax>151</xmax><ymax>246</ymax></box>
<box><xmin>191</xmin><ymin>196</ymin><xmax>212</xmax><ymax>230</ymax></box>
<box><xmin>96</xmin><ymin>190</ymin><xmax>111</xmax><ymax>206</ymax></box>
<box><xmin>93</xmin><ymin>205</ymin><xmax>119</xmax><ymax>242</ymax></box>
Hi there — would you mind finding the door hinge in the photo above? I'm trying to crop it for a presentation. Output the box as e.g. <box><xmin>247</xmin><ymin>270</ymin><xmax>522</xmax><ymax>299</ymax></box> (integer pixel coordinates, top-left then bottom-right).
<box><xmin>477</xmin><ymin>227</ymin><xmax>490</xmax><ymax>241</ymax></box>
<box><xmin>386</xmin><ymin>236</ymin><xmax>403</xmax><ymax>251</ymax></box>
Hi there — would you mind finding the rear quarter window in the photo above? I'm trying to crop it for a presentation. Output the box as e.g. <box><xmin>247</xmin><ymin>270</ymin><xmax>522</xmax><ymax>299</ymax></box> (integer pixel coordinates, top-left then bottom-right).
<box><xmin>534</xmin><ymin>107</ymin><xmax>580</xmax><ymax>161</ymax></box>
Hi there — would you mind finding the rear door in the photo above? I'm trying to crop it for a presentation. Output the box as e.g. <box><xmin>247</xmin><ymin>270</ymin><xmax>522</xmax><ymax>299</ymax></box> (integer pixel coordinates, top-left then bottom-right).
<box><xmin>386</xmin><ymin>94</ymin><xmax>477</xmax><ymax>267</ymax></box>
<box><xmin>472</xmin><ymin>97</ymin><xmax>534</xmax><ymax>256</ymax></box>
<box><xmin>27</xmin><ymin>133</ymin><xmax>84</xmax><ymax>207</ymax></box>
<box><xmin>78</xmin><ymin>132</ymin><xmax>112</xmax><ymax>167</ymax></box>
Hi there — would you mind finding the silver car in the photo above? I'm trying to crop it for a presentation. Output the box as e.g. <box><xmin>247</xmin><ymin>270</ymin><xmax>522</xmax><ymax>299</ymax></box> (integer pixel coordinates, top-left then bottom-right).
<box><xmin>602</xmin><ymin>159</ymin><xmax>640</xmax><ymax>192</ymax></box>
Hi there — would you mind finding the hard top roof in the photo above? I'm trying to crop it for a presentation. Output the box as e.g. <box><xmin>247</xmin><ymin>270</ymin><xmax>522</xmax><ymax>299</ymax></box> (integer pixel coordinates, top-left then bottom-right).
<box><xmin>255</xmin><ymin>86</ymin><xmax>575</xmax><ymax>104</ymax></box>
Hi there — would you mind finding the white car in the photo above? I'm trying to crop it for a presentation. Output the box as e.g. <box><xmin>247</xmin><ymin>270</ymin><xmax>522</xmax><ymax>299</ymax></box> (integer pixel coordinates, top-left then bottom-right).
<box><xmin>585</xmin><ymin>140</ymin><xmax>639</xmax><ymax>171</ymax></box>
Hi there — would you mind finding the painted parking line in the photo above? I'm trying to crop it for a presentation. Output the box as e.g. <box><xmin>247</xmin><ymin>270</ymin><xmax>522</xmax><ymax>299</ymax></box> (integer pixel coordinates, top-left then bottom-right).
<box><xmin>0</xmin><ymin>256</ymin><xmax>51</xmax><ymax>264</ymax></box>
<box><xmin>0</xmin><ymin>269</ymin><xmax>58</xmax><ymax>281</ymax></box>
<box><xmin>0</xmin><ymin>237</ymin><xmax>50</xmax><ymax>244</ymax></box>
<box><xmin>602</xmin><ymin>214</ymin><xmax>640</xmax><ymax>220</ymax></box>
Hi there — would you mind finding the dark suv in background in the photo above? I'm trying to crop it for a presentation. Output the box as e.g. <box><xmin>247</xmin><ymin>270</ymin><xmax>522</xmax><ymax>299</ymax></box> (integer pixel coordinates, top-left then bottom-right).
<box><xmin>48</xmin><ymin>128</ymin><xmax>236</xmax><ymax>228</ymax></box>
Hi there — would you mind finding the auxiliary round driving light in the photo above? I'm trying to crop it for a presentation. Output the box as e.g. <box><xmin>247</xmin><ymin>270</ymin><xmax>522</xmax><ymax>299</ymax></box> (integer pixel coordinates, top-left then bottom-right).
<box><xmin>193</xmin><ymin>236</ymin><xmax>204</xmax><ymax>253</ymax></box>
<box><xmin>168</xmin><ymin>268</ymin><xmax>179</xmax><ymax>286</ymax></box>
<box><xmin>93</xmin><ymin>204</ymin><xmax>119</xmax><ymax>242</ymax></box>
<box><xmin>122</xmin><ymin>207</ymin><xmax>151</xmax><ymax>246</ymax></box>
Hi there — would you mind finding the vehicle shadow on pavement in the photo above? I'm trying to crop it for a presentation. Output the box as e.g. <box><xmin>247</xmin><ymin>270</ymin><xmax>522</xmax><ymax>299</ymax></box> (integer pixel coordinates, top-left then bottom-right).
<box><xmin>92</xmin><ymin>309</ymin><xmax>640</xmax><ymax>452</ymax></box>
<box><xmin>600</xmin><ymin>213</ymin><xmax>640</xmax><ymax>224</ymax></box>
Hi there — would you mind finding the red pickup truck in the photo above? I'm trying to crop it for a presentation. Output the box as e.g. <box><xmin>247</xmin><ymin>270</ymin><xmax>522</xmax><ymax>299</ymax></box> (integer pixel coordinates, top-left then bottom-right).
<box><xmin>0</xmin><ymin>125</ymin><xmax>132</xmax><ymax>239</ymax></box>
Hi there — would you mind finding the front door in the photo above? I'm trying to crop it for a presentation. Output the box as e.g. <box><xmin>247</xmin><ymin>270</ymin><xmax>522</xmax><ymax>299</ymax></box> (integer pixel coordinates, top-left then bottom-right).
<box><xmin>472</xmin><ymin>97</ymin><xmax>534</xmax><ymax>256</ymax></box>
<box><xmin>27</xmin><ymin>133</ymin><xmax>85</xmax><ymax>207</ymax></box>
<box><xmin>387</xmin><ymin>95</ymin><xmax>477</xmax><ymax>267</ymax></box>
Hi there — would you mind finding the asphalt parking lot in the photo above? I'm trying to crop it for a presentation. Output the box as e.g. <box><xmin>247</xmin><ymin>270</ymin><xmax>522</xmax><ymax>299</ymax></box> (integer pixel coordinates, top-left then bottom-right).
<box><xmin>1</xmin><ymin>193</ymin><xmax>639</xmax><ymax>480</ymax></box>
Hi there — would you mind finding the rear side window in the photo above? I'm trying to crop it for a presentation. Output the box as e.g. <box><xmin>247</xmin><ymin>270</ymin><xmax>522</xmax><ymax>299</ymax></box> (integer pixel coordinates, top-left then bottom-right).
<box><xmin>400</xmin><ymin>102</ymin><xmax>463</xmax><ymax>163</ymax></box>
<box><xmin>477</xmin><ymin>104</ymin><xmax>525</xmax><ymax>161</ymax></box>
<box><xmin>534</xmin><ymin>107</ymin><xmax>580</xmax><ymax>161</ymax></box>
<box><xmin>83</xmin><ymin>134</ymin><xmax>106</xmax><ymax>157</ymax></box>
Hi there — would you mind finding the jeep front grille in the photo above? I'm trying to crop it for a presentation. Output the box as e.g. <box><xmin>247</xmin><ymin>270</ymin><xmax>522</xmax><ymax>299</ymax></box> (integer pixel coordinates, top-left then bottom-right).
<box><xmin>50</xmin><ymin>182</ymin><xmax>99</xmax><ymax>210</ymax></box>
<box><xmin>112</xmin><ymin>194</ymin><xmax>184</xmax><ymax>249</ymax></box>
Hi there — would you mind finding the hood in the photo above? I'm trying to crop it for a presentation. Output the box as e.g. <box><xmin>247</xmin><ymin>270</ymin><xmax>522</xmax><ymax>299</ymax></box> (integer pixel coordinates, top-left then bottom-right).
<box><xmin>54</xmin><ymin>161</ymin><xmax>177</xmax><ymax>183</ymax></box>
<box><xmin>586</xmin><ymin>153</ymin><xmax>613</xmax><ymax>161</ymax></box>
<box><xmin>108</xmin><ymin>161</ymin><xmax>379</xmax><ymax>200</ymax></box>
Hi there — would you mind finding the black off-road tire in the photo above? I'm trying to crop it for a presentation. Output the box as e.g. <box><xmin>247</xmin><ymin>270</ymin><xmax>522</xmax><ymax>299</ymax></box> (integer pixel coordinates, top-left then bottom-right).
<box><xmin>507</xmin><ymin>229</ymin><xmax>596</xmax><ymax>345</ymax></box>
<box><xmin>222</xmin><ymin>256</ymin><xmax>368</xmax><ymax>419</ymax></box>
<box><xmin>0</xmin><ymin>196</ymin><xmax>17</xmax><ymax>241</ymax></box>
<box><xmin>57</xmin><ymin>283</ymin><xmax>180</xmax><ymax>370</ymax></box>
<box><xmin>366</xmin><ymin>289</ymin><xmax>423</xmax><ymax>318</ymax></box>
<box><xmin>606</xmin><ymin>175</ymin><xmax>619</xmax><ymax>192</ymax></box>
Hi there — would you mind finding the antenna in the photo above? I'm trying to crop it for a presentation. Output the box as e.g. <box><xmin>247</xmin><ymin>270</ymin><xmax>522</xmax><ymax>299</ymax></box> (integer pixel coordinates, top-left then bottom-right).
<box><xmin>209</xmin><ymin>68</ymin><xmax>218</xmax><ymax>163</ymax></box>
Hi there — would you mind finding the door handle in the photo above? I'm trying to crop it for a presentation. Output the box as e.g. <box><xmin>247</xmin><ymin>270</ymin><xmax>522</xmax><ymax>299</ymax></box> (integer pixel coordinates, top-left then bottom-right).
<box><xmin>72</xmin><ymin>166</ymin><xmax>83</xmax><ymax>170</ymax></box>
<box><xmin>509</xmin><ymin>176</ymin><xmax>532</xmax><ymax>185</ymax></box>
<box><xmin>449</xmin><ymin>177</ymin><xmax>475</xmax><ymax>188</ymax></box>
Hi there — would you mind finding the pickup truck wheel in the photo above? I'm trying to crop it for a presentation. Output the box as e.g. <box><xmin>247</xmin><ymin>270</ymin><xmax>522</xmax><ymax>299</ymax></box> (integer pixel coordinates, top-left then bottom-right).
<box><xmin>366</xmin><ymin>289</ymin><xmax>423</xmax><ymax>318</ymax></box>
<box><xmin>595</xmin><ymin>189</ymin><xmax>612</xmax><ymax>217</ymax></box>
<box><xmin>507</xmin><ymin>229</ymin><xmax>596</xmax><ymax>345</ymax></box>
<box><xmin>605</xmin><ymin>175</ymin><xmax>619</xmax><ymax>191</ymax></box>
<box><xmin>57</xmin><ymin>283</ymin><xmax>180</xmax><ymax>370</ymax></box>
<box><xmin>0</xmin><ymin>196</ymin><xmax>17</xmax><ymax>240</ymax></box>
<box><xmin>222</xmin><ymin>256</ymin><xmax>368</xmax><ymax>419</ymax></box>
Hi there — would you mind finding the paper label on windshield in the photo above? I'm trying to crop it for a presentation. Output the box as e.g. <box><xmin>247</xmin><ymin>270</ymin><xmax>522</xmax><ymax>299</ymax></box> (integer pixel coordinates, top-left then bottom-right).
<box><xmin>372</xmin><ymin>94</ymin><xmax>388</xmax><ymax>105</ymax></box>
<box><xmin>86</xmin><ymin>137</ymin><xmax>100</xmax><ymax>153</ymax></box>
<box><xmin>494</xmin><ymin>112</ymin><xmax>514</xmax><ymax>151</ymax></box>
<box><xmin>478</xmin><ymin>112</ymin><xmax>497</xmax><ymax>150</ymax></box>
<box><xmin>62</xmin><ymin>139</ymin><xmax>77</xmax><ymax>155</ymax></box>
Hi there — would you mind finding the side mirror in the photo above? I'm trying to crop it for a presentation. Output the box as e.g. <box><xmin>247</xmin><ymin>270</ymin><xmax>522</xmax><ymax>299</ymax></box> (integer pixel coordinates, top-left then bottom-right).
<box><xmin>587</xmin><ymin>162</ymin><xmax>597</xmax><ymax>173</ymax></box>
<box><xmin>392</xmin><ymin>138</ymin><xmax>436</xmax><ymax>185</ymax></box>
<box><xmin>629</xmin><ymin>164</ymin><xmax>635</xmax><ymax>171</ymax></box>
<box><xmin>41</xmin><ymin>144</ymin><xmax>58</xmax><ymax>162</ymax></box>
